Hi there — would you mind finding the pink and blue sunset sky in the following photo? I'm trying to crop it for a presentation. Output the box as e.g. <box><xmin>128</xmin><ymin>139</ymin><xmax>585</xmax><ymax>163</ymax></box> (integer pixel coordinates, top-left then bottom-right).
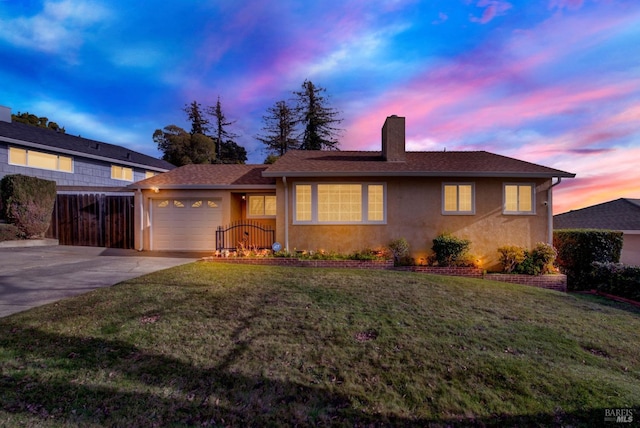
<box><xmin>1</xmin><ymin>0</ymin><xmax>639</xmax><ymax>214</ymax></box>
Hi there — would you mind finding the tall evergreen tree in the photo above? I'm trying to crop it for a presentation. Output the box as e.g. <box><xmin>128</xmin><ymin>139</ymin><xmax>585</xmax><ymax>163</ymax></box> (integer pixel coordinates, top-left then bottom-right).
<box><xmin>207</xmin><ymin>97</ymin><xmax>239</xmax><ymax>163</ymax></box>
<box><xmin>294</xmin><ymin>80</ymin><xmax>342</xmax><ymax>150</ymax></box>
<box><xmin>256</xmin><ymin>100</ymin><xmax>299</xmax><ymax>156</ymax></box>
<box><xmin>183</xmin><ymin>101</ymin><xmax>209</xmax><ymax>135</ymax></box>
<box><xmin>219</xmin><ymin>140</ymin><xmax>248</xmax><ymax>164</ymax></box>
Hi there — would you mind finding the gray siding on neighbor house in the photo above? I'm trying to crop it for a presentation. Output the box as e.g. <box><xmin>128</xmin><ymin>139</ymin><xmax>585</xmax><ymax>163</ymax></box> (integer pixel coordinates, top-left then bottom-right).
<box><xmin>0</xmin><ymin>142</ymin><xmax>152</xmax><ymax>187</ymax></box>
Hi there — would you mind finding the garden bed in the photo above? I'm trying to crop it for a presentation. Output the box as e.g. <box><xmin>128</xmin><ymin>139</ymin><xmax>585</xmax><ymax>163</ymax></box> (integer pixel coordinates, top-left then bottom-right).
<box><xmin>202</xmin><ymin>257</ymin><xmax>567</xmax><ymax>291</ymax></box>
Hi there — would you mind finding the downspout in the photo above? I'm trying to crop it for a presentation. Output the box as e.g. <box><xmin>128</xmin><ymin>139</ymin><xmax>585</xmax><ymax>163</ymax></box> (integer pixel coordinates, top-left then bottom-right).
<box><xmin>137</xmin><ymin>188</ymin><xmax>144</xmax><ymax>251</ymax></box>
<box><xmin>282</xmin><ymin>176</ymin><xmax>289</xmax><ymax>251</ymax></box>
<box><xmin>547</xmin><ymin>177</ymin><xmax>562</xmax><ymax>245</ymax></box>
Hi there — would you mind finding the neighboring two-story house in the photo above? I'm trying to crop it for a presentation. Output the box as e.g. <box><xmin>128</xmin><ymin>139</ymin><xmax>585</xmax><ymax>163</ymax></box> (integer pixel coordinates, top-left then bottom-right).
<box><xmin>132</xmin><ymin>116</ymin><xmax>575</xmax><ymax>269</ymax></box>
<box><xmin>0</xmin><ymin>105</ymin><xmax>173</xmax><ymax>190</ymax></box>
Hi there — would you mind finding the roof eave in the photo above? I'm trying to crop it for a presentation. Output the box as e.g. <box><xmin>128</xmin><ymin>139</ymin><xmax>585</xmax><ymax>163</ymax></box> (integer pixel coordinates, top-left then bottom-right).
<box><xmin>129</xmin><ymin>183</ymin><xmax>277</xmax><ymax>190</ymax></box>
<box><xmin>262</xmin><ymin>170</ymin><xmax>576</xmax><ymax>179</ymax></box>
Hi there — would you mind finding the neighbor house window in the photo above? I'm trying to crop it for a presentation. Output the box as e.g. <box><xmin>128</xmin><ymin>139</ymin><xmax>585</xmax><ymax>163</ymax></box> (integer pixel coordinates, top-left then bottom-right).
<box><xmin>443</xmin><ymin>183</ymin><xmax>475</xmax><ymax>214</ymax></box>
<box><xmin>248</xmin><ymin>195</ymin><xmax>276</xmax><ymax>217</ymax></box>
<box><xmin>504</xmin><ymin>183</ymin><xmax>535</xmax><ymax>214</ymax></box>
<box><xmin>111</xmin><ymin>165</ymin><xmax>133</xmax><ymax>181</ymax></box>
<box><xmin>294</xmin><ymin>183</ymin><xmax>386</xmax><ymax>224</ymax></box>
<box><xmin>9</xmin><ymin>146</ymin><xmax>73</xmax><ymax>173</ymax></box>
<box><xmin>145</xmin><ymin>171</ymin><xmax>157</xmax><ymax>179</ymax></box>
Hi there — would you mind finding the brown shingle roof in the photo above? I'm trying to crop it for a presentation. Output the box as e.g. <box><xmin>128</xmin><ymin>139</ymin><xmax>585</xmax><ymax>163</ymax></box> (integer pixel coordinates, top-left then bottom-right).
<box><xmin>263</xmin><ymin>150</ymin><xmax>575</xmax><ymax>178</ymax></box>
<box><xmin>554</xmin><ymin>198</ymin><xmax>640</xmax><ymax>231</ymax></box>
<box><xmin>129</xmin><ymin>164</ymin><xmax>276</xmax><ymax>189</ymax></box>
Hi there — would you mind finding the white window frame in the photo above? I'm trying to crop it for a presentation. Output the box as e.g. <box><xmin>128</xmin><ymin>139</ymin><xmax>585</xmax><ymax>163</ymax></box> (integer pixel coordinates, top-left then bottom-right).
<box><xmin>293</xmin><ymin>182</ymin><xmax>387</xmax><ymax>225</ymax></box>
<box><xmin>503</xmin><ymin>183</ymin><xmax>536</xmax><ymax>215</ymax></box>
<box><xmin>8</xmin><ymin>146</ymin><xmax>74</xmax><ymax>173</ymax></box>
<box><xmin>442</xmin><ymin>182</ymin><xmax>475</xmax><ymax>215</ymax></box>
<box><xmin>247</xmin><ymin>194</ymin><xmax>277</xmax><ymax>218</ymax></box>
<box><xmin>111</xmin><ymin>165</ymin><xmax>134</xmax><ymax>181</ymax></box>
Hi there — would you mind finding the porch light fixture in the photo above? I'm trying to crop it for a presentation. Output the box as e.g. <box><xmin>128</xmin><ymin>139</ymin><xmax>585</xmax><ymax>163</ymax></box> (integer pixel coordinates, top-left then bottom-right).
<box><xmin>151</xmin><ymin>186</ymin><xmax>160</xmax><ymax>193</ymax></box>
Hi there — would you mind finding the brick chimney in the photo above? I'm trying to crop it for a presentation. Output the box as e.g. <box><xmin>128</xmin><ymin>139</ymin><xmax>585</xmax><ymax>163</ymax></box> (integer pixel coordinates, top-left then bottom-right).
<box><xmin>0</xmin><ymin>105</ymin><xmax>11</xmax><ymax>123</ymax></box>
<box><xmin>381</xmin><ymin>115</ymin><xmax>406</xmax><ymax>162</ymax></box>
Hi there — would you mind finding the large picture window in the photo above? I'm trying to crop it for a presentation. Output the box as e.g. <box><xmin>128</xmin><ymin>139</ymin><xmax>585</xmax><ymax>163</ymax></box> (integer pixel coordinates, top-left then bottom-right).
<box><xmin>9</xmin><ymin>146</ymin><xmax>73</xmax><ymax>173</ymax></box>
<box><xmin>503</xmin><ymin>183</ymin><xmax>535</xmax><ymax>214</ymax></box>
<box><xmin>294</xmin><ymin>183</ymin><xmax>386</xmax><ymax>224</ymax></box>
<box><xmin>442</xmin><ymin>183</ymin><xmax>475</xmax><ymax>215</ymax></box>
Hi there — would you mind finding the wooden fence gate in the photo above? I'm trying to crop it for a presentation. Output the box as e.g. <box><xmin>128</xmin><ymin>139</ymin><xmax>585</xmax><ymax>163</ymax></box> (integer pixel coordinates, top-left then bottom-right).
<box><xmin>46</xmin><ymin>193</ymin><xmax>135</xmax><ymax>249</ymax></box>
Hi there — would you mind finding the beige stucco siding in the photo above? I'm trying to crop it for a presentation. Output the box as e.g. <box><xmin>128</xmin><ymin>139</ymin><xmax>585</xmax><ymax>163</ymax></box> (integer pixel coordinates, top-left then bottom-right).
<box><xmin>621</xmin><ymin>233</ymin><xmax>640</xmax><ymax>265</ymax></box>
<box><xmin>276</xmin><ymin>176</ymin><xmax>552</xmax><ymax>270</ymax></box>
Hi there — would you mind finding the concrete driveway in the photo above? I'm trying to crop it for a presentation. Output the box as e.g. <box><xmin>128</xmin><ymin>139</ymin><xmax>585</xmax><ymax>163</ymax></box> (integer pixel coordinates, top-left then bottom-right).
<box><xmin>0</xmin><ymin>246</ymin><xmax>199</xmax><ymax>318</ymax></box>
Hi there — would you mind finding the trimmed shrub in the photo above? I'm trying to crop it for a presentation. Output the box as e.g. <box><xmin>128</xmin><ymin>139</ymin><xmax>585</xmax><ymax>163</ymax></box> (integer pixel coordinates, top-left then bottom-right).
<box><xmin>591</xmin><ymin>262</ymin><xmax>640</xmax><ymax>301</ymax></box>
<box><xmin>498</xmin><ymin>245</ymin><xmax>526</xmax><ymax>273</ymax></box>
<box><xmin>432</xmin><ymin>233</ymin><xmax>471</xmax><ymax>267</ymax></box>
<box><xmin>554</xmin><ymin>229</ymin><xmax>623</xmax><ymax>290</ymax></box>
<box><xmin>498</xmin><ymin>243</ymin><xmax>557</xmax><ymax>275</ymax></box>
<box><xmin>388</xmin><ymin>238</ymin><xmax>411</xmax><ymax>266</ymax></box>
<box><xmin>0</xmin><ymin>174</ymin><xmax>56</xmax><ymax>238</ymax></box>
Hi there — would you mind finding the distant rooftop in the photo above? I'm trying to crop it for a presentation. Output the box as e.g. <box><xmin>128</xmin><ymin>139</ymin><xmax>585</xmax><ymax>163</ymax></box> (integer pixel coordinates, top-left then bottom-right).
<box><xmin>554</xmin><ymin>198</ymin><xmax>640</xmax><ymax>231</ymax></box>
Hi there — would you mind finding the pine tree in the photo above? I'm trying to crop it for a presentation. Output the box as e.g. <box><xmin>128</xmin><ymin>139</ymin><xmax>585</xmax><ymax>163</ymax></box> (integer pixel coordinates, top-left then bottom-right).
<box><xmin>207</xmin><ymin>97</ymin><xmax>239</xmax><ymax>163</ymax></box>
<box><xmin>183</xmin><ymin>101</ymin><xmax>209</xmax><ymax>135</ymax></box>
<box><xmin>294</xmin><ymin>80</ymin><xmax>342</xmax><ymax>150</ymax></box>
<box><xmin>256</xmin><ymin>100</ymin><xmax>299</xmax><ymax>156</ymax></box>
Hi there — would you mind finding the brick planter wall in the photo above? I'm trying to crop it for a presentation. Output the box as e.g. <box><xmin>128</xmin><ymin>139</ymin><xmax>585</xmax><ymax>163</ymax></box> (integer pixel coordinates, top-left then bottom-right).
<box><xmin>393</xmin><ymin>266</ymin><xmax>484</xmax><ymax>278</ymax></box>
<box><xmin>483</xmin><ymin>273</ymin><xmax>567</xmax><ymax>292</ymax></box>
<box><xmin>203</xmin><ymin>257</ymin><xmax>394</xmax><ymax>270</ymax></box>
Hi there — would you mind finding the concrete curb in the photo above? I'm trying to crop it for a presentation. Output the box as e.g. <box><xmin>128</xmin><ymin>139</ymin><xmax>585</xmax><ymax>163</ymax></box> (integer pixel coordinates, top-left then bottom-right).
<box><xmin>0</xmin><ymin>238</ymin><xmax>59</xmax><ymax>248</ymax></box>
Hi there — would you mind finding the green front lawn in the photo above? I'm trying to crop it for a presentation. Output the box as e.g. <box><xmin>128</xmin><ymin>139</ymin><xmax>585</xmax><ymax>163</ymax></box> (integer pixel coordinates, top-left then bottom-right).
<box><xmin>1</xmin><ymin>263</ymin><xmax>639</xmax><ymax>426</ymax></box>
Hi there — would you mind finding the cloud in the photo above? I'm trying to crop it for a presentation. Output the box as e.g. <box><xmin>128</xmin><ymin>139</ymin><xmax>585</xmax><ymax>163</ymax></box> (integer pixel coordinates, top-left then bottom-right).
<box><xmin>470</xmin><ymin>0</ymin><xmax>512</xmax><ymax>24</ymax></box>
<box><xmin>0</xmin><ymin>0</ymin><xmax>111</xmax><ymax>57</ymax></box>
<box><xmin>549</xmin><ymin>0</ymin><xmax>584</xmax><ymax>11</ymax></box>
<box><xmin>432</xmin><ymin>12</ymin><xmax>449</xmax><ymax>25</ymax></box>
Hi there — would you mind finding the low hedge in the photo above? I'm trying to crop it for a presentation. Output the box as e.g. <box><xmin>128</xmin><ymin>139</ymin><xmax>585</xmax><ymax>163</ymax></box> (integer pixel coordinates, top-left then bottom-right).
<box><xmin>591</xmin><ymin>262</ymin><xmax>640</xmax><ymax>301</ymax></box>
<box><xmin>553</xmin><ymin>229</ymin><xmax>623</xmax><ymax>290</ymax></box>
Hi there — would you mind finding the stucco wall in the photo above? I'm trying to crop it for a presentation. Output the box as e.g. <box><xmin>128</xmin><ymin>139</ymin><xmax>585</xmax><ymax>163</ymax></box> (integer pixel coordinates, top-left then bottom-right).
<box><xmin>0</xmin><ymin>142</ymin><xmax>155</xmax><ymax>187</ymax></box>
<box><xmin>275</xmin><ymin>176</ymin><xmax>552</xmax><ymax>270</ymax></box>
<box><xmin>621</xmin><ymin>233</ymin><xmax>640</xmax><ymax>265</ymax></box>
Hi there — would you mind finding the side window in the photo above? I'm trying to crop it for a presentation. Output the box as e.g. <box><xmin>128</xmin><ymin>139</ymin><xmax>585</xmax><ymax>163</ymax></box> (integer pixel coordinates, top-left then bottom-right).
<box><xmin>503</xmin><ymin>183</ymin><xmax>535</xmax><ymax>214</ymax></box>
<box><xmin>442</xmin><ymin>183</ymin><xmax>475</xmax><ymax>215</ymax></box>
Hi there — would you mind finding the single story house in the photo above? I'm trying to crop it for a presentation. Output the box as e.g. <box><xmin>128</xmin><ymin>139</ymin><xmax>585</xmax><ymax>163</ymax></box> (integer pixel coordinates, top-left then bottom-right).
<box><xmin>0</xmin><ymin>105</ymin><xmax>173</xmax><ymax>191</ymax></box>
<box><xmin>131</xmin><ymin>116</ymin><xmax>575</xmax><ymax>269</ymax></box>
<box><xmin>554</xmin><ymin>198</ymin><xmax>640</xmax><ymax>265</ymax></box>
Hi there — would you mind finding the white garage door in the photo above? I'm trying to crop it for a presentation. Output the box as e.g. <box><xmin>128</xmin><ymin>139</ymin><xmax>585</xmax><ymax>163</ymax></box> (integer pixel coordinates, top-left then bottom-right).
<box><xmin>151</xmin><ymin>198</ymin><xmax>222</xmax><ymax>251</ymax></box>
